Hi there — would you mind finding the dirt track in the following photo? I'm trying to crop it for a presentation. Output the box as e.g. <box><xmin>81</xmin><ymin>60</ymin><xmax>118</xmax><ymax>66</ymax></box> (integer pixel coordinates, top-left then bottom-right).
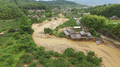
<box><xmin>32</xmin><ymin>18</ymin><xmax>120</xmax><ymax>67</ymax></box>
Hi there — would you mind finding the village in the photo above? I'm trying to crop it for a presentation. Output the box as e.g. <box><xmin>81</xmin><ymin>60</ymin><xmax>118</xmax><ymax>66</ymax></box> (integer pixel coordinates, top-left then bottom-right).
<box><xmin>0</xmin><ymin>5</ymin><xmax>120</xmax><ymax>67</ymax></box>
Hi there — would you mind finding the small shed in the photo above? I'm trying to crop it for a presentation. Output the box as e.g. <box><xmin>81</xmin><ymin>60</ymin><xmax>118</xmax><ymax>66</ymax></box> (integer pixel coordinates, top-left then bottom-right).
<box><xmin>73</xmin><ymin>26</ymin><xmax>81</xmax><ymax>29</ymax></box>
<box><xmin>63</xmin><ymin>30</ymin><xmax>70</xmax><ymax>37</ymax></box>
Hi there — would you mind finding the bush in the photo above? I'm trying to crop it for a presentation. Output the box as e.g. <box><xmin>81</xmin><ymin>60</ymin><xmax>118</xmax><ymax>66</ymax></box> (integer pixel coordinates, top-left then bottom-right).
<box><xmin>75</xmin><ymin>51</ymin><xmax>86</xmax><ymax>61</ymax></box>
<box><xmin>13</xmin><ymin>32</ymin><xmax>21</xmax><ymax>39</ymax></box>
<box><xmin>47</xmin><ymin>50</ymin><xmax>54</xmax><ymax>55</ymax></box>
<box><xmin>53</xmin><ymin>52</ymin><xmax>60</xmax><ymax>57</ymax></box>
<box><xmin>34</xmin><ymin>46</ymin><xmax>46</xmax><ymax>59</ymax></box>
<box><xmin>38</xmin><ymin>56</ymin><xmax>48</xmax><ymax>64</ymax></box>
<box><xmin>86</xmin><ymin>55</ymin><xmax>93</xmax><ymax>62</ymax></box>
<box><xmin>21</xmin><ymin>53</ymin><xmax>32</xmax><ymax>63</ymax></box>
<box><xmin>64</xmin><ymin>48</ymin><xmax>75</xmax><ymax>57</ymax></box>
<box><xmin>34</xmin><ymin>50</ymin><xmax>46</xmax><ymax>59</ymax></box>
<box><xmin>29</xmin><ymin>62</ymin><xmax>37</xmax><ymax>67</ymax></box>
<box><xmin>89</xmin><ymin>28</ymin><xmax>96</xmax><ymax>35</ymax></box>
<box><xmin>48</xmin><ymin>18</ymin><xmax>51</xmax><ymax>21</ymax></box>
<box><xmin>8</xmin><ymin>28</ymin><xmax>15</xmax><ymax>33</ymax></box>
<box><xmin>37</xmin><ymin>46</ymin><xmax>45</xmax><ymax>51</ymax></box>
<box><xmin>92</xmin><ymin>56</ymin><xmax>102</xmax><ymax>65</ymax></box>
<box><xmin>58</xmin><ymin>32</ymin><xmax>66</xmax><ymax>38</ymax></box>
<box><xmin>88</xmin><ymin>51</ymin><xmax>95</xmax><ymax>56</ymax></box>
<box><xmin>52</xmin><ymin>31</ymin><xmax>57</xmax><ymax>35</ymax></box>
<box><xmin>44</xmin><ymin>28</ymin><xmax>53</xmax><ymax>34</ymax></box>
<box><xmin>43</xmin><ymin>53</ymin><xmax>52</xmax><ymax>59</ymax></box>
<box><xmin>68</xmin><ymin>58</ymin><xmax>79</xmax><ymax>64</ymax></box>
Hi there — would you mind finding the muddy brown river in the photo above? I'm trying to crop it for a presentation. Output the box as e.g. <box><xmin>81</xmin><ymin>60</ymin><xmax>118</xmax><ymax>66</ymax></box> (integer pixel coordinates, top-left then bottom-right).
<box><xmin>32</xmin><ymin>18</ymin><xmax>120</xmax><ymax>67</ymax></box>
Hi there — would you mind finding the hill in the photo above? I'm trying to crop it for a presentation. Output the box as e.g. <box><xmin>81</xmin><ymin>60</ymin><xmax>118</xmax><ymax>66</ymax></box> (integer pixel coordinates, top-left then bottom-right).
<box><xmin>0</xmin><ymin>0</ymin><xmax>51</xmax><ymax>19</ymax></box>
<box><xmin>85</xmin><ymin>4</ymin><xmax>120</xmax><ymax>17</ymax></box>
<box><xmin>37</xmin><ymin>0</ymin><xmax>86</xmax><ymax>8</ymax></box>
<box><xmin>71</xmin><ymin>0</ymin><xmax>120</xmax><ymax>5</ymax></box>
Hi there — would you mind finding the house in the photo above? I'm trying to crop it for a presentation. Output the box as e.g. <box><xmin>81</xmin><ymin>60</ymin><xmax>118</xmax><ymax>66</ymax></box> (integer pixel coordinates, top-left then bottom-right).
<box><xmin>66</xmin><ymin>28</ymin><xmax>76</xmax><ymax>34</ymax></box>
<box><xmin>80</xmin><ymin>31</ymin><xmax>88</xmax><ymax>36</ymax></box>
<box><xmin>70</xmin><ymin>34</ymin><xmax>76</xmax><ymax>40</ymax></box>
<box><xmin>41</xmin><ymin>9</ymin><xmax>45</xmax><ymax>12</ymax></box>
<box><xmin>70</xmin><ymin>34</ymin><xmax>81</xmax><ymax>40</ymax></box>
<box><xmin>32</xmin><ymin>15</ymin><xmax>39</xmax><ymax>20</ymax></box>
<box><xmin>28</xmin><ymin>15</ymin><xmax>32</xmax><ymax>18</ymax></box>
<box><xmin>28</xmin><ymin>9</ymin><xmax>35</xmax><ymax>13</ymax></box>
<box><xmin>36</xmin><ymin>10</ymin><xmax>41</xmax><ymax>14</ymax></box>
<box><xmin>110</xmin><ymin>16</ymin><xmax>119</xmax><ymax>20</ymax></box>
<box><xmin>42</xmin><ymin>15</ymin><xmax>46</xmax><ymax>17</ymax></box>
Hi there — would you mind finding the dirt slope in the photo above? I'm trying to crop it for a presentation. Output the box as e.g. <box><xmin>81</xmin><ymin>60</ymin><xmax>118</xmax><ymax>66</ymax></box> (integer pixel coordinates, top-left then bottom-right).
<box><xmin>32</xmin><ymin>18</ymin><xmax>120</xmax><ymax>67</ymax></box>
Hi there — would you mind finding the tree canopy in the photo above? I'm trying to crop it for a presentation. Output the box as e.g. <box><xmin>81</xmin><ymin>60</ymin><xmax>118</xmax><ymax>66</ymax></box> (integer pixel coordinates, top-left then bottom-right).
<box><xmin>85</xmin><ymin>4</ymin><xmax>120</xmax><ymax>17</ymax></box>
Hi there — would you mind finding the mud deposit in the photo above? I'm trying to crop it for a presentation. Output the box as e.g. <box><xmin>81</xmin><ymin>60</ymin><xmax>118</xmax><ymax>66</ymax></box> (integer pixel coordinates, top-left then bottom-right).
<box><xmin>32</xmin><ymin>18</ymin><xmax>120</xmax><ymax>67</ymax></box>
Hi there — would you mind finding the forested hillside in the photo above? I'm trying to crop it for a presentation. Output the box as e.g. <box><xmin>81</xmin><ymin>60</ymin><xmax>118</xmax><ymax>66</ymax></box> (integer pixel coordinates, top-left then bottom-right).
<box><xmin>0</xmin><ymin>0</ymin><xmax>51</xmax><ymax>19</ymax></box>
<box><xmin>38</xmin><ymin>0</ymin><xmax>86</xmax><ymax>8</ymax></box>
<box><xmin>85</xmin><ymin>4</ymin><xmax>120</xmax><ymax>17</ymax></box>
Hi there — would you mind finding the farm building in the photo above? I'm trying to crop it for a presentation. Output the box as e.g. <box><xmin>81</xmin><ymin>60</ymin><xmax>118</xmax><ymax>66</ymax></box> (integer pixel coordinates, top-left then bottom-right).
<box><xmin>110</xmin><ymin>16</ymin><xmax>120</xmax><ymax>20</ymax></box>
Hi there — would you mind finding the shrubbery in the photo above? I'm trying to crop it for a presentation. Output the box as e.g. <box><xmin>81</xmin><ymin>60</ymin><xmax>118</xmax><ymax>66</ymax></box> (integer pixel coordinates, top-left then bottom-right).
<box><xmin>89</xmin><ymin>28</ymin><xmax>101</xmax><ymax>37</ymax></box>
<box><xmin>80</xmin><ymin>15</ymin><xmax>108</xmax><ymax>30</ymax></box>
<box><xmin>48</xmin><ymin>18</ymin><xmax>51</xmax><ymax>21</ymax></box>
<box><xmin>53</xmin><ymin>52</ymin><xmax>60</xmax><ymax>57</ymax></box>
<box><xmin>68</xmin><ymin>58</ymin><xmax>79</xmax><ymax>64</ymax></box>
<box><xmin>29</xmin><ymin>62</ymin><xmax>37</xmax><ymax>67</ymax></box>
<box><xmin>44</xmin><ymin>28</ymin><xmax>53</xmax><ymax>34</ymax></box>
<box><xmin>88</xmin><ymin>51</ymin><xmax>95</xmax><ymax>56</ymax></box>
<box><xmin>75</xmin><ymin>51</ymin><xmax>86</xmax><ymax>61</ymax></box>
<box><xmin>21</xmin><ymin>53</ymin><xmax>32</xmax><ymax>63</ymax></box>
<box><xmin>19</xmin><ymin>15</ymin><xmax>34</xmax><ymax>34</ymax></box>
<box><xmin>64</xmin><ymin>48</ymin><xmax>75</xmax><ymax>57</ymax></box>
<box><xmin>58</xmin><ymin>32</ymin><xmax>66</xmax><ymax>37</ymax></box>
<box><xmin>17</xmin><ymin>47</ymin><xmax>102</xmax><ymax>67</ymax></box>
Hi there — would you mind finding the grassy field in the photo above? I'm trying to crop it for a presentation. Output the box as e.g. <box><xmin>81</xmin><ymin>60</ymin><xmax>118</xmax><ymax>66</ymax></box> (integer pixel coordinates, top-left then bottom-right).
<box><xmin>0</xmin><ymin>20</ymin><xmax>14</xmax><ymax>33</ymax></box>
<box><xmin>65</xmin><ymin>14</ymin><xmax>80</xmax><ymax>19</ymax></box>
<box><xmin>108</xmin><ymin>20</ymin><xmax>120</xmax><ymax>24</ymax></box>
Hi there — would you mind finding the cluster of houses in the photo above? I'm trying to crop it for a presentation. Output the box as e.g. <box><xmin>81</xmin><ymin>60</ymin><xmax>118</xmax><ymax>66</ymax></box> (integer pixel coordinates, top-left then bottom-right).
<box><xmin>63</xmin><ymin>27</ymin><xmax>94</xmax><ymax>40</ymax></box>
<box><xmin>28</xmin><ymin>9</ymin><xmax>46</xmax><ymax>14</ymax></box>
<box><xmin>28</xmin><ymin>9</ymin><xmax>46</xmax><ymax>20</ymax></box>
<box><xmin>62</xmin><ymin>26</ymin><xmax>104</xmax><ymax>44</ymax></box>
<box><xmin>52</xmin><ymin>8</ymin><xmax>72</xmax><ymax>14</ymax></box>
<box><xmin>28</xmin><ymin>15</ymin><xmax>46</xmax><ymax>20</ymax></box>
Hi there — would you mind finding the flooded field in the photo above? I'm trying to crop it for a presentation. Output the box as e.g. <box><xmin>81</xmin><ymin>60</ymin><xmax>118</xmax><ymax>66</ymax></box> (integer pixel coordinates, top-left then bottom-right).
<box><xmin>32</xmin><ymin>18</ymin><xmax>120</xmax><ymax>67</ymax></box>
